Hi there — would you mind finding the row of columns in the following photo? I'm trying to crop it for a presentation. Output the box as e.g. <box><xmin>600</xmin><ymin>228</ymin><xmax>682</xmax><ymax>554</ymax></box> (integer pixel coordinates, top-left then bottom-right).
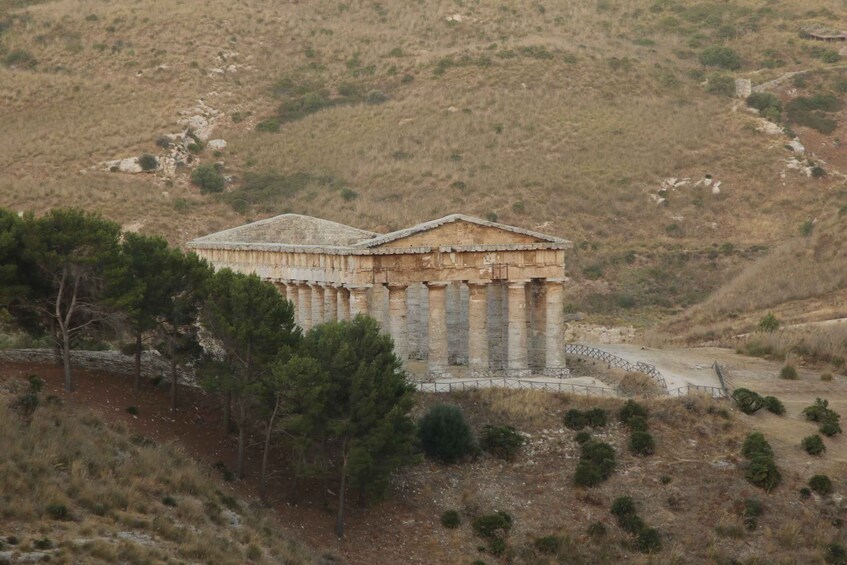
<box><xmin>274</xmin><ymin>278</ymin><xmax>566</xmax><ymax>377</ymax></box>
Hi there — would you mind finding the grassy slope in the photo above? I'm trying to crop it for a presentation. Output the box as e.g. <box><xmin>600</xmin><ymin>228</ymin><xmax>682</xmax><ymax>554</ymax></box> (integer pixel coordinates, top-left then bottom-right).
<box><xmin>0</xmin><ymin>0</ymin><xmax>846</xmax><ymax>319</ymax></box>
<box><xmin>0</xmin><ymin>377</ymin><xmax>314</xmax><ymax>564</ymax></box>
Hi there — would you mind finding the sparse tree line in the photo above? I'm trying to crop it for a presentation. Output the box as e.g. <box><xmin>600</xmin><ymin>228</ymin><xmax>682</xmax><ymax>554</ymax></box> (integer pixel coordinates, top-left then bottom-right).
<box><xmin>0</xmin><ymin>207</ymin><xmax>417</xmax><ymax>537</ymax></box>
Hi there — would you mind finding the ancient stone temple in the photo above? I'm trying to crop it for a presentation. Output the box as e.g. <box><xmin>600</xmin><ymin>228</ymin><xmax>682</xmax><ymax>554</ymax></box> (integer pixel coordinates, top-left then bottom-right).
<box><xmin>188</xmin><ymin>214</ymin><xmax>571</xmax><ymax>377</ymax></box>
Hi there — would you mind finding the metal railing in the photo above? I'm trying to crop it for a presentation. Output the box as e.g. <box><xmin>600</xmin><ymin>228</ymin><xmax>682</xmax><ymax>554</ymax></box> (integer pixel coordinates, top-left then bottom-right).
<box><xmin>564</xmin><ymin>344</ymin><xmax>668</xmax><ymax>392</ymax></box>
<box><xmin>667</xmin><ymin>384</ymin><xmax>730</xmax><ymax>399</ymax></box>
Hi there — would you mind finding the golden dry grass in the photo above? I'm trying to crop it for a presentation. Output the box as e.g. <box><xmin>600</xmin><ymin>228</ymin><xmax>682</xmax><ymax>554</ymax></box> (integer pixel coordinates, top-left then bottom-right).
<box><xmin>0</xmin><ymin>376</ymin><xmax>314</xmax><ymax>564</ymax></box>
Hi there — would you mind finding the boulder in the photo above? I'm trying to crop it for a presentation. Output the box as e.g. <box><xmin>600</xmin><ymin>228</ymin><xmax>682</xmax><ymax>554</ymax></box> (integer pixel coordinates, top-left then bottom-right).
<box><xmin>207</xmin><ymin>139</ymin><xmax>228</xmax><ymax>151</ymax></box>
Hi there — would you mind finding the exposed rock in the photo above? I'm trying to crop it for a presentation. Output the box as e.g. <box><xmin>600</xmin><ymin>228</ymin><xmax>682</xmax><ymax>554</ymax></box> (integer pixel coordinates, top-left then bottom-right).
<box><xmin>735</xmin><ymin>78</ymin><xmax>752</xmax><ymax>99</ymax></box>
<box><xmin>445</xmin><ymin>14</ymin><xmax>464</xmax><ymax>22</ymax></box>
<box><xmin>787</xmin><ymin>139</ymin><xmax>805</xmax><ymax>155</ymax></box>
<box><xmin>207</xmin><ymin>139</ymin><xmax>228</xmax><ymax>151</ymax></box>
<box><xmin>117</xmin><ymin>531</ymin><xmax>154</xmax><ymax>546</ymax></box>
<box><xmin>222</xmin><ymin>509</ymin><xmax>242</xmax><ymax>528</ymax></box>
<box><xmin>712</xmin><ymin>181</ymin><xmax>722</xmax><ymax>195</ymax></box>
<box><xmin>101</xmin><ymin>157</ymin><xmax>143</xmax><ymax>174</ymax></box>
<box><xmin>755</xmin><ymin>118</ymin><xmax>784</xmax><ymax>135</ymax></box>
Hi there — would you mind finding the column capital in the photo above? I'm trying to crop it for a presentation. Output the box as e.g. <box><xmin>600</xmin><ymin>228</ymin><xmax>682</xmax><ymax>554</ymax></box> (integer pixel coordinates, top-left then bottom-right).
<box><xmin>425</xmin><ymin>281</ymin><xmax>450</xmax><ymax>289</ymax></box>
<box><xmin>544</xmin><ymin>278</ymin><xmax>568</xmax><ymax>285</ymax></box>
<box><xmin>466</xmin><ymin>280</ymin><xmax>490</xmax><ymax>288</ymax></box>
<box><xmin>347</xmin><ymin>284</ymin><xmax>371</xmax><ymax>292</ymax></box>
<box><xmin>507</xmin><ymin>279</ymin><xmax>532</xmax><ymax>288</ymax></box>
<box><xmin>387</xmin><ymin>282</ymin><xmax>409</xmax><ymax>290</ymax></box>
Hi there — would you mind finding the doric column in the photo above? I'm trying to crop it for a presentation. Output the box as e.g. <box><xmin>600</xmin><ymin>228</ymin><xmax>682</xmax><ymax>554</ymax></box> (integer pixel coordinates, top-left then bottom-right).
<box><xmin>544</xmin><ymin>278</ymin><xmax>568</xmax><ymax>376</ymax></box>
<box><xmin>427</xmin><ymin>282</ymin><xmax>449</xmax><ymax>375</ymax></box>
<box><xmin>507</xmin><ymin>280</ymin><xmax>530</xmax><ymax>375</ymax></box>
<box><xmin>310</xmin><ymin>284</ymin><xmax>325</xmax><ymax>326</ymax></box>
<box><xmin>324</xmin><ymin>285</ymin><xmax>338</xmax><ymax>323</ymax></box>
<box><xmin>349</xmin><ymin>286</ymin><xmax>370</xmax><ymax>317</ymax></box>
<box><xmin>337</xmin><ymin>286</ymin><xmax>351</xmax><ymax>321</ymax></box>
<box><xmin>467</xmin><ymin>282</ymin><xmax>489</xmax><ymax>373</ymax></box>
<box><xmin>297</xmin><ymin>283</ymin><xmax>312</xmax><ymax>332</ymax></box>
<box><xmin>388</xmin><ymin>284</ymin><xmax>408</xmax><ymax>362</ymax></box>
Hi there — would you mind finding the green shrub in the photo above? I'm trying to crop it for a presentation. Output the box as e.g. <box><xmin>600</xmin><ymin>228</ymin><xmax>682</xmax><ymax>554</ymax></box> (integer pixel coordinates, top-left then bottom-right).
<box><xmin>138</xmin><ymin>153</ymin><xmax>159</xmax><ymax>171</ymax></box>
<box><xmin>574</xmin><ymin>441</ymin><xmax>616</xmax><ymax>487</ymax></box>
<box><xmin>255</xmin><ymin>118</ymin><xmax>281</xmax><ymax>132</ymax></box>
<box><xmin>799</xmin><ymin>487</ymin><xmax>812</xmax><ymax>500</ymax></box>
<box><xmin>699</xmin><ymin>46</ymin><xmax>741</xmax><ymax>69</ymax></box>
<box><xmin>585</xmin><ymin>407</ymin><xmax>608</xmax><ymax>428</ymax></box>
<box><xmin>745</xmin><ymin>455</ymin><xmax>781</xmax><ymax>492</ymax></box>
<box><xmin>825</xmin><ymin>542</ymin><xmax>847</xmax><ymax>565</ymax></box>
<box><xmin>786</xmin><ymin>96</ymin><xmax>841</xmax><ymax>134</ymax></box>
<box><xmin>340</xmin><ymin>188</ymin><xmax>358</xmax><ymax>201</ymax></box>
<box><xmin>809</xmin><ymin>474</ymin><xmax>834</xmax><ymax>496</ymax></box>
<box><xmin>472</xmin><ymin>511</ymin><xmax>512</xmax><ymax>538</ymax></box>
<box><xmin>747</xmin><ymin>93</ymin><xmax>782</xmax><ymax>113</ymax></box>
<box><xmin>33</xmin><ymin>537</ymin><xmax>52</xmax><ymax>550</ymax></box>
<box><xmin>763</xmin><ymin>396</ymin><xmax>785</xmax><ymax>415</ymax></box>
<box><xmin>564</xmin><ymin>408</ymin><xmax>587</xmax><ymax>430</ymax></box>
<box><xmin>804</xmin><ymin>398</ymin><xmax>834</xmax><ymax>422</ymax></box>
<box><xmin>802</xmin><ymin>434</ymin><xmax>826</xmax><ymax>456</ymax></box>
<box><xmin>533</xmin><ymin>535</ymin><xmax>561</xmax><ymax>554</ymax></box>
<box><xmin>758</xmin><ymin>312</ymin><xmax>780</xmax><ymax>332</ymax></box>
<box><xmin>440</xmin><ymin>510</ymin><xmax>461</xmax><ymax>529</ymax></box>
<box><xmin>611</xmin><ymin>496</ymin><xmax>636</xmax><ymax>519</ymax></box>
<box><xmin>3</xmin><ymin>49</ymin><xmax>36</xmax><ymax>68</ymax></box>
<box><xmin>574</xmin><ymin>431</ymin><xmax>591</xmax><ymax>444</ymax></box>
<box><xmin>418</xmin><ymin>404</ymin><xmax>476</xmax><ymax>464</ymax></box>
<box><xmin>479</xmin><ymin>425</ymin><xmax>525</xmax><ymax>461</ymax></box>
<box><xmin>587</xmin><ymin>521</ymin><xmax>607</xmax><ymax>537</ymax></box>
<box><xmin>743</xmin><ymin>498</ymin><xmax>764</xmax><ymax>530</ymax></box>
<box><xmin>619</xmin><ymin>400</ymin><xmax>648</xmax><ymax>424</ymax></box>
<box><xmin>636</xmin><ymin>527</ymin><xmax>662</xmax><ymax>554</ymax></box>
<box><xmin>779</xmin><ymin>364</ymin><xmax>798</xmax><ymax>380</ymax></box>
<box><xmin>619</xmin><ymin>513</ymin><xmax>646</xmax><ymax>535</ymax></box>
<box><xmin>626</xmin><ymin>415</ymin><xmax>649</xmax><ymax>432</ymax></box>
<box><xmin>742</xmin><ymin>432</ymin><xmax>774</xmax><ymax>459</ymax></box>
<box><xmin>125</xmin><ymin>406</ymin><xmax>139</xmax><ymax>416</ymax></box>
<box><xmin>191</xmin><ymin>164</ymin><xmax>225</xmax><ymax>194</ymax></box>
<box><xmin>629</xmin><ymin>431</ymin><xmax>656</xmax><ymax>456</ymax></box>
<box><xmin>732</xmin><ymin>388</ymin><xmax>765</xmax><ymax>414</ymax></box>
<box><xmin>820</xmin><ymin>420</ymin><xmax>842</xmax><ymax>437</ymax></box>
<box><xmin>45</xmin><ymin>503</ymin><xmax>69</xmax><ymax>520</ymax></box>
<box><xmin>705</xmin><ymin>73</ymin><xmax>736</xmax><ymax>96</ymax></box>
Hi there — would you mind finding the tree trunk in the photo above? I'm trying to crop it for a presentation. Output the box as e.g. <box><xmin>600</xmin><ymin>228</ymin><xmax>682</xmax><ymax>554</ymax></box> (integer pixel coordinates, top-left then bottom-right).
<box><xmin>236</xmin><ymin>401</ymin><xmax>247</xmax><ymax>479</ymax></box>
<box><xmin>335</xmin><ymin>445</ymin><xmax>349</xmax><ymax>539</ymax></box>
<box><xmin>259</xmin><ymin>395</ymin><xmax>281</xmax><ymax>506</ymax></box>
<box><xmin>61</xmin><ymin>327</ymin><xmax>73</xmax><ymax>392</ymax></box>
<box><xmin>134</xmin><ymin>328</ymin><xmax>142</xmax><ymax>391</ymax></box>
<box><xmin>223</xmin><ymin>391</ymin><xmax>232</xmax><ymax>434</ymax></box>
<box><xmin>170</xmin><ymin>357</ymin><xmax>178</xmax><ymax>411</ymax></box>
<box><xmin>51</xmin><ymin>320</ymin><xmax>61</xmax><ymax>366</ymax></box>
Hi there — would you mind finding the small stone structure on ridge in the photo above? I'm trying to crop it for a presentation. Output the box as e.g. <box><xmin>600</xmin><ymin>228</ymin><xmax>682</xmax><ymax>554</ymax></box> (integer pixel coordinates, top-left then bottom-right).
<box><xmin>188</xmin><ymin>214</ymin><xmax>572</xmax><ymax>377</ymax></box>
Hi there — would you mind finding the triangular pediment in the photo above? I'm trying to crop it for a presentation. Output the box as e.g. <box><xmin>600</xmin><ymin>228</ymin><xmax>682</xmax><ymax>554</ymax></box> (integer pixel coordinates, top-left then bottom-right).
<box><xmin>355</xmin><ymin>215</ymin><xmax>568</xmax><ymax>249</ymax></box>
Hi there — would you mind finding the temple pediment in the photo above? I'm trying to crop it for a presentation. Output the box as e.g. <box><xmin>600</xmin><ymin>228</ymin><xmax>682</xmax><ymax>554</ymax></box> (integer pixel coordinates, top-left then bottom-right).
<box><xmin>354</xmin><ymin>214</ymin><xmax>569</xmax><ymax>250</ymax></box>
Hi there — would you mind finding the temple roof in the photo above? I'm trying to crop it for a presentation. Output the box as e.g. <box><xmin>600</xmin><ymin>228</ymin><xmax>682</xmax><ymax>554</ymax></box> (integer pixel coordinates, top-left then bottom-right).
<box><xmin>188</xmin><ymin>213</ymin><xmax>571</xmax><ymax>253</ymax></box>
<box><xmin>189</xmin><ymin>213</ymin><xmax>379</xmax><ymax>247</ymax></box>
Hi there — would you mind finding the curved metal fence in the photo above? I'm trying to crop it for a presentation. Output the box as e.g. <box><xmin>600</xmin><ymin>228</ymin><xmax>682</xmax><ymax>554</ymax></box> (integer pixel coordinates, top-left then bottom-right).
<box><xmin>564</xmin><ymin>344</ymin><xmax>668</xmax><ymax>392</ymax></box>
<box><xmin>667</xmin><ymin>384</ymin><xmax>729</xmax><ymax>399</ymax></box>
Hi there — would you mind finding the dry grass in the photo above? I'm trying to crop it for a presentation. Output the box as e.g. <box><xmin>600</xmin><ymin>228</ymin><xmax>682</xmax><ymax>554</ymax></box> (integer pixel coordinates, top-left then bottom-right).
<box><xmin>0</xmin><ymin>375</ymin><xmax>313</xmax><ymax>564</ymax></box>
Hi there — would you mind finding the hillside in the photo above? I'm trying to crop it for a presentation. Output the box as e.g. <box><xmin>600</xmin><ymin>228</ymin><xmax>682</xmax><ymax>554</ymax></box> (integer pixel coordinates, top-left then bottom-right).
<box><xmin>2</xmin><ymin>0</ymin><xmax>847</xmax><ymax>319</ymax></box>
<box><xmin>0</xmin><ymin>374</ymin><xmax>315</xmax><ymax>564</ymax></box>
<box><xmin>2</xmin><ymin>358</ymin><xmax>846</xmax><ymax>564</ymax></box>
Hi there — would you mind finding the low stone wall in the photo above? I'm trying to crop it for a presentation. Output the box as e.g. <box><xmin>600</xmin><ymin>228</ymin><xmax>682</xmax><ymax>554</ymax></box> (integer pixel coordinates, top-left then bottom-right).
<box><xmin>0</xmin><ymin>349</ymin><xmax>195</xmax><ymax>384</ymax></box>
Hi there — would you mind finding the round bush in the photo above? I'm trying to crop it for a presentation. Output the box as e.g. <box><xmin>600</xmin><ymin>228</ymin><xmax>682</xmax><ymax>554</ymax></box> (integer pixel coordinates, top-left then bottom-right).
<box><xmin>564</xmin><ymin>408</ymin><xmax>587</xmax><ymax>430</ymax></box>
<box><xmin>741</xmin><ymin>432</ymin><xmax>773</xmax><ymax>459</ymax></box>
<box><xmin>533</xmin><ymin>535</ymin><xmax>561</xmax><ymax>555</ymax></box>
<box><xmin>440</xmin><ymin>510</ymin><xmax>461</xmax><ymax>529</ymax></box>
<box><xmin>611</xmin><ymin>496</ymin><xmax>636</xmax><ymax>518</ymax></box>
<box><xmin>418</xmin><ymin>404</ymin><xmax>476</xmax><ymax>464</ymax></box>
<box><xmin>479</xmin><ymin>424</ymin><xmax>525</xmax><ymax>461</ymax></box>
<box><xmin>699</xmin><ymin>45</ymin><xmax>741</xmax><ymax>70</ymax></box>
<box><xmin>825</xmin><ymin>542</ymin><xmax>847</xmax><ymax>565</ymax></box>
<box><xmin>745</xmin><ymin>455</ymin><xmax>781</xmax><ymax>492</ymax></box>
<box><xmin>619</xmin><ymin>513</ymin><xmax>645</xmax><ymax>535</ymax></box>
<box><xmin>585</xmin><ymin>407</ymin><xmax>608</xmax><ymax>428</ymax></box>
<box><xmin>801</xmin><ymin>434</ymin><xmax>826</xmax><ymax>456</ymax></box>
<box><xmin>763</xmin><ymin>396</ymin><xmax>785</xmax><ymax>415</ymax></box>
<box><xmin>820</xmin><ymin>420</ymin><xmax>842</xmax><ymax>437</ymax></box>
<box><xmin>619</xmin><ymin>400</ymin><xmax>648</xmax><ymax>424</ymax></box>
<box><xmin>587</xmin><ymin>521</ymin><xmax>607</xmax><ymax>537</ymax></box>
<box><xmin>472</xmin><ymin>511</ymin><xmax>512</xmax><ymax>538</ymax></box>
<box><xmin>636</xmin><ymin>527</ymin><xmax>662</xmax><ymax>554</ymax></box>
<box><xmin>732</xmin><ymin>388</ymin><xmax>765</xmax><ymax>414</ymax></box>
<box><xmin>780</xmin><ymin>364</ymin><xmax>799</xmax><ymax>380</ymax></box>
<box><xmin>799</xmin><ymin>487</ymin><xmax>812</xmax><ymax>500</ymax></box>
<box><xmin>138</xmin><ymin>153</ymin><xmax>159</xmax><ymax>171</ymax></box>
<box><xmin>809</xmin><ymin>474</ymin><xmax>833</xmax><ymax>496</ymax></box>
<box><xmin>191</xmin><ymin>164</ymin><xmax>225</xmax><ymax>194</ymax></box>
<box><xmin>626</xmin><ymin>415</ymin><xmax>649</xmax><ymax>432</ymax></box>
<box><xmin>574</xmin><ymin>431</ymin><xmax>591</xmax><ymax>444</ymax></box>
<box><xmin>629</xmin><ymin>431</ymin><xmax>656</xmax><ymax>456</ymax></box>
